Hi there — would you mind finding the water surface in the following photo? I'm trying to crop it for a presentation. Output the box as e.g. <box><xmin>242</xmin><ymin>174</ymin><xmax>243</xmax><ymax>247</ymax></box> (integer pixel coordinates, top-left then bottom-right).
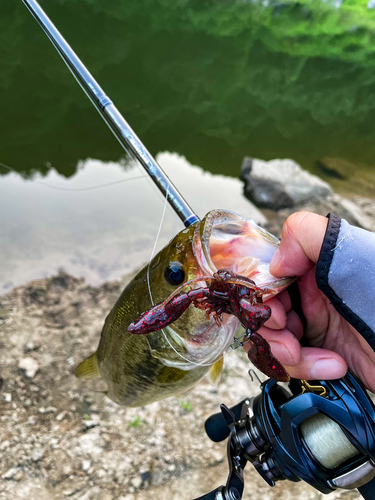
<box><xmin>0</xmin><ymin>153</ymin><xmax>264</xmax><ymax>293</ymax></box>
<box><xmin>2</xmin><ymin>0</ymin><xmax>375</xmax><ymax>289</ymax></box>
<box><xmin>2</xmin><ymin>0</ymin><xmax>375</xmax><ymax>185</ymax></box>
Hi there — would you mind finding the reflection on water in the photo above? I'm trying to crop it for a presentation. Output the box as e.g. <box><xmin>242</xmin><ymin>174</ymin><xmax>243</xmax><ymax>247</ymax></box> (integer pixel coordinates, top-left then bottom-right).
<box><xmin>1</xmin><ymin>0</ymin><xmax>375</xmax><ymax>189</ymax></box>
<box><xmin>1</xmin><ymin>0</ymin><xmax>375</xmax><ymax>291</ymax></box>
<box><xmin>0</xmin><ymin>152</ymin><xmax>264</xmax><ymax>293</ymax></box>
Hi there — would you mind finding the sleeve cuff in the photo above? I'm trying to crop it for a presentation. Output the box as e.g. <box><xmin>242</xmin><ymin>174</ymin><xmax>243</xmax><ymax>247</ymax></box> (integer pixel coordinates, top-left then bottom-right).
<box><xmin>316</xmin><ymin>213</ymin><xmax>375</xmax><ymax>352</ymax></box>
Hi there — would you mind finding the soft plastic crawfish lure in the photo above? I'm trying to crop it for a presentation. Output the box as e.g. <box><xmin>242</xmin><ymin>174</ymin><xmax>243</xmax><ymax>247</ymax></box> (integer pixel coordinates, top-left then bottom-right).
<box><xmin>128</xmin><ymin>269</ymin><xmax>289</xmax><ymax>382</ymax></box>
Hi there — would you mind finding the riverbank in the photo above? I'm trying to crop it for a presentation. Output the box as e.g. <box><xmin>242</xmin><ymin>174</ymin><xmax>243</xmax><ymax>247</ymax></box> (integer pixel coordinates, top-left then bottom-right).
<box><xmin>0</xmin><ymin>273</ymin><xmax>361</xmax><ymax>500</ymax></box>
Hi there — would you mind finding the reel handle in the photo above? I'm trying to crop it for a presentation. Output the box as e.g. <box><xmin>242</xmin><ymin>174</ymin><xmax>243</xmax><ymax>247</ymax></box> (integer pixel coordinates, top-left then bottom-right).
<box><xmin>204</xmin><ymin>398</ymin><xmax>249</xmax><ymax>442</ymax></box>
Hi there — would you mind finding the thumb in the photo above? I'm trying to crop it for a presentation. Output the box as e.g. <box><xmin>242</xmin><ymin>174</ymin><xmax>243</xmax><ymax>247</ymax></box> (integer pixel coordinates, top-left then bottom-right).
<box><xmin>270</xmin><ymin>211</ymin><xmax>328</xmax><ymax>277</ymax></box>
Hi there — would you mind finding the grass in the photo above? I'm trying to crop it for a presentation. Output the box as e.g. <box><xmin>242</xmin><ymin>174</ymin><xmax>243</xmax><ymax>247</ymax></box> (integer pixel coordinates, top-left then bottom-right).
<box><xmin>129</xmin><ymin>415</ymin><xmax>143</xmax><ymax>428</ymax></box>
<box><xmin>179</xmin><ymin>400</ymin><xmax>192</xmax><ymax>412</ymax></box>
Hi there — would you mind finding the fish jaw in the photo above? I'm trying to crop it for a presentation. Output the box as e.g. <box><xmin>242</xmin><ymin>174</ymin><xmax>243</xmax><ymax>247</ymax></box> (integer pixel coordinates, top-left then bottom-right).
<box><xmin>147</xmin><ymin>315</ymin><xmax>240</xmax><ymax>370</ymax></box>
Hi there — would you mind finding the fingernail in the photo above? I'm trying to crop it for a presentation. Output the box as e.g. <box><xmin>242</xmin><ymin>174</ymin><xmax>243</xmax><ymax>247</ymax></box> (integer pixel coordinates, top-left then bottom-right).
<box><xmin>270</xmin><ymin>248</ymin><xmax>281</xmax><ymax>270</ymax></box>
<box><xmin>265</xmin><ymin>315</ymin><xmax>285</xmax><ymax>329</ymax></box>
<box><xmin>268</xmin><ymin>341</ymin><xmax>294</xmax><ymax>365</ymax></box>
<box><xmin>310</xmin><ymin>359</ymin><xmax>346</xmax><ymax>380</ymax></box>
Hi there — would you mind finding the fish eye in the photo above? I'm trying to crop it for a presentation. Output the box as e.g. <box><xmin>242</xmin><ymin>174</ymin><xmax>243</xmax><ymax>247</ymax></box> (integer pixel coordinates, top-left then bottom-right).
<box><xmin>164</xmin><ymin>262</ymin><xmax>185</xmax><ymax>286</ymax></box>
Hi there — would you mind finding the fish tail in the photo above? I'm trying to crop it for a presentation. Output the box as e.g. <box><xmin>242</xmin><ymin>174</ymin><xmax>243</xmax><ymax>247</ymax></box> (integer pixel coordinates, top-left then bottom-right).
<box><xmin>75</xmin><ymin>353</ymin><xmax>101</xmax><ymax>380</ymax></box>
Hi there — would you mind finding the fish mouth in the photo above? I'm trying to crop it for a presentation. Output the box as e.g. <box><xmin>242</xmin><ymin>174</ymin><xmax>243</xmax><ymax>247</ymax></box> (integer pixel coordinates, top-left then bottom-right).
<box><xmin>148</xmin><ymin>210</ymin><xmax>293</xmax><ymax>371</ymax></box>
<box><xmin>194</xmin><ymin>209</ymin><xmax>292</xmax><ymax>297</ymax></box>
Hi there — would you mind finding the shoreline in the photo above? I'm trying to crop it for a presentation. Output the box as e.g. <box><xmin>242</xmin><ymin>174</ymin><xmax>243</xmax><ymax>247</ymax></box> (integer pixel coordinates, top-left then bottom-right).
<box><xmin>1</xmin><ymin>162</ymin><xmax>371</xmax><ymax>499</ymax></box>
<box><xmin>0</xmin><ymin>268</ymin><xmax>364</xmax><ymax>499</ymax></box>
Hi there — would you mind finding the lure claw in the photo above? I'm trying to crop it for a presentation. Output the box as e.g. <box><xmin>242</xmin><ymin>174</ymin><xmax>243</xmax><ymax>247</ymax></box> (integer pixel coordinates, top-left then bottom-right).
<box><xmin>128</xmin><ymin>292</ymin><xmax>193</xmax><ymax>334</ymax></box>
<box><xmin>247</xmin><ymin>331</ymin><xmax>290</xmax><ymax>382</ymax></box>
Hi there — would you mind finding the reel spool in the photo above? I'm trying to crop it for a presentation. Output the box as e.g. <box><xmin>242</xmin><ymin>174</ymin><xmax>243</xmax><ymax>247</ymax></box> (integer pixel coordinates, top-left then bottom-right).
<box><xmin>196</xmin><ymin>371</ymin><xmax>375</xmax><ymax>500</ymax></box>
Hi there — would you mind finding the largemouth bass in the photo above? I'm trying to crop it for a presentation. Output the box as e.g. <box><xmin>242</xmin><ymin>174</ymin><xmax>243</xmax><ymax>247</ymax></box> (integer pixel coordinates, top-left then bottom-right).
<box><xmin>75</xmin><ymin>209</ymin><xmax>292</xmax><ymax>407</ymax></box>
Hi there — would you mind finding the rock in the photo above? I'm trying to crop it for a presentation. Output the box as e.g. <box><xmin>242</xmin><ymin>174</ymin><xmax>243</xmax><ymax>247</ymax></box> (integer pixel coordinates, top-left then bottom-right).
<box><xmin>27</xmin><ymin>415</ymin><xmax>37</xmax><ymax>426</ymax></box>
<box><xmin>2</xmin><ymin>467</ymin><xmax>19</xmax><ymax>479</ymax></box>
<box><xmin>4</xmin><ymin>392</ymin><xmax>12</xmax><ymax>402</ymax></box>
<box><xmin>75</xmin><ymin>486</ymin><xmax>103</xmax><ymax>500</ymax></box>
<box><xmin>151</xmin><ymin>469</ymin><xmax>164</xmax><ymax>486</ymax></box>
<box><xmin>31</xmin><ymin>448</ymin><xmax>45</xmax><ymax>462</ymax></box>
<box><xmin>333</xmin><ymin>196</ymin><xmax>375</xmax><ymax>231</ymax></box>
<box><xmin>0</xmin><ymin>306</ymin><xmax>10</xmax><ymax>319</ymax></box>
<box><xmin>22</xmin><ymin>284</ymin><xmax>47</xmax><ymax>306</ymax></box>
<box><xmin>82</xmin><ymin>459</ymin><xmax>91</xmax><ymax>472</ymax></box>
<box><xmin>82</xmin><ymin>414</ymin><xmax>100</xmax><ymax>430</ymax></box>
<box><xmin>3</xmin><ymin>479</ymin><xmax>54</xmax><ymax>499</ymax></box>
<box><xmin>93</xmin><ymin>468</ymin><xmax>106</xmax><ymax>480</ymax></box>
<box><xmin>19</xmin><ymin>357</ymin><xmax>39</xmax><ymax>378</ymax></box>
<box><xmin>130</xmin><ymin>474</ymin><xmax>143</xmax><ymax>489</ymax></box>
<box><xmin>23</xmin><ymin>341</ymin><xmax>40</xmax><ymax>353</ymax></box>
<box><xmin>240</xmin><ymin>156</ymin><xmax>253</xmax><ymax>183</ymax></box>
<box><xmin>264</xmin><ymin>193</ymin><xmax>375</xmax><ymax>238</ymax></box>
<box><xmin>44</xmin><ymin>406</ymin><xmax>57</xmax><ymax>414</ymax></box>
<box><xmin>77</xmin><ymin>430</ymin><xmax>103</xmax><ymax>458</ymax></box>
<box><xmin>62</xmin><ymin>464</ymin><xmax>73</xmax><ymax>476</ymax></box>
<box><xmin>14</xmin><ymin>469</ymin><xmax>24</xmax><ymax>481</ymax></box>
<box><xmin>241</xmin><ymin>157</ymin><xmax>333</xmax><ymax>209</ymax></box>
<box><xmin>56</xmin><ymin>410</ymin><xmax>67</xmax><ymax>422</ymax></box>
<box><xmin>209</xmin><ymin>450</ymin><xmax>224</xmax><ymax>465</ymax></box>
<box><xmin>1</xmin><ymin>439</ymin><xmax>10</xmax><ymax>450</ymax></box>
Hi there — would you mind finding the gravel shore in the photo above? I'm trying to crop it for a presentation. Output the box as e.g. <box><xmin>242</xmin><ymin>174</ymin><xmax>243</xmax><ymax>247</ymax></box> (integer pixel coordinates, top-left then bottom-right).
<box><xmin>0</xmin><ymin>270</ymin><xmax>361</xmax><ymax>500</ymax></box>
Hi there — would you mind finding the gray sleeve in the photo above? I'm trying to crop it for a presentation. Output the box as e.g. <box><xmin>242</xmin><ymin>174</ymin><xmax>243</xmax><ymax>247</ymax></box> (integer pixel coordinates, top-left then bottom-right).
<box><xmin>316</xmin><ymin>213</ymin><xmax>375</xmax><ymax>352</ymax></box>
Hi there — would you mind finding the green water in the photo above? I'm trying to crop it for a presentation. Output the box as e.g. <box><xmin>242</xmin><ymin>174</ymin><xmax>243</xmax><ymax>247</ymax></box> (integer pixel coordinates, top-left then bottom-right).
<box><xmin>2</xmin><ymin>0</ymin><xmax>375</xmax><ymax>197</ymax></box>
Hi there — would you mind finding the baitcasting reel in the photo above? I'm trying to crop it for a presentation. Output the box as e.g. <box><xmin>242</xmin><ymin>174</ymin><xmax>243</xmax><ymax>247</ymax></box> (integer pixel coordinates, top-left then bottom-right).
<box><xmin>194</xmin><ymin>371</ymin><xmax>375</xmax><ymax>500</ymax></box>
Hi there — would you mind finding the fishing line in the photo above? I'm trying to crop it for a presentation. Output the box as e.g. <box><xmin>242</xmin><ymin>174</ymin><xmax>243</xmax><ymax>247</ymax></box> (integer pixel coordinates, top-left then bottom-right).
<box><xmin>0</xmin><ymin>160</ymin><xmax>146</xmax><ymax>192</ymax></box>
<box><xmin>146</xmin><ymin>207</ymin><xmax>234</xmax><ymax>368</ymax></box>
<box><xmin>146</xmin><ymin>183</ymin><xmax>170</xmax><ymax>306</ymax></box>
<box><xmin>145</xmin><ymin>185</ymin><xmax>219</xmax><ymax>368</ymax></box>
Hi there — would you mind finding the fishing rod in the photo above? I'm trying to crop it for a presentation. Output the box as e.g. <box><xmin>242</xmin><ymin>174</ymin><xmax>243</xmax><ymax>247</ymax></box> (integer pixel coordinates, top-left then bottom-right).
<box><xmin>21</xmin><ymin>0</ymin><xmax>200</xmax><ymax>229</ymax></box>
<box><xmin>21</xmin><ymin>3</ymin><xmax>375</xmax><ymax>500</ymax></box>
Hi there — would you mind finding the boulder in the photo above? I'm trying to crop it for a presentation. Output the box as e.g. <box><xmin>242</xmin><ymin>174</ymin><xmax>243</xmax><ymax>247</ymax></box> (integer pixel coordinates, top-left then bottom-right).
<box><xmin>240</xmin><ymin>157</ymin><xmax>333</xmax><ymax>210</ymax></box>
<box><xmin>264</xmin><ymin>194</ymin><xmax>375</xmax><ymax>239</ymax></box>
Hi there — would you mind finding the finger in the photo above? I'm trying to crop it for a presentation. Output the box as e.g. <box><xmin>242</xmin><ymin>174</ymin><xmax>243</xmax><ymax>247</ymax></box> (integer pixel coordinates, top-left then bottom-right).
<box><xmin>283</xmin><ymin>347</ymin><xmax>347</xmax><ymax>380</ymax></box>
<box><xmin>286</xmin><ymin>309</ymin><xmax>304</xmax><ymax>340</ymax></box>
<box><xmin>270</xmin><ymin>211</ymin><xmax>328</xmax><ymax>277</ymax></box>
<box><xmin>296</xmin><ymin>268</ymin><xmax>331</xmax><ymax>340</ymax></box>
<box><xmin>243</xmin><ymin>327</ymin><xmax>301</xmax><ymax>367</ymax></box>
<box><xmin>277</xmin><ymin>289</ymin><xmax>292</xmax><ymax>313</ymax></box>
<box><xmin>263</xmin><ymin>297</ymin><xmax>287</xmax><ymax>330</ymax></box>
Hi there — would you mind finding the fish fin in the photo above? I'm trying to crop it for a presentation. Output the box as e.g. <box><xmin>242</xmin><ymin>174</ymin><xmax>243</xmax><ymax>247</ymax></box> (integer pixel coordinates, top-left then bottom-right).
<box><xmin>75</xmin><ymin>353</ymin><xmax>100</xmax><ymax>380</ymax></box>
<box><xmin>206</xmin><ymin>357</ymin><xmax>224</xmax><ymax>386</ymax></box>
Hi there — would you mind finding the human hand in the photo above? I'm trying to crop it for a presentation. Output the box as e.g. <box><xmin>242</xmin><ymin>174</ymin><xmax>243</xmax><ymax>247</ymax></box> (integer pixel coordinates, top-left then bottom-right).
<box><xmin>243</xmin><ymin>211</ymin><xmax>375</xmax><ymax>393</ymax></box>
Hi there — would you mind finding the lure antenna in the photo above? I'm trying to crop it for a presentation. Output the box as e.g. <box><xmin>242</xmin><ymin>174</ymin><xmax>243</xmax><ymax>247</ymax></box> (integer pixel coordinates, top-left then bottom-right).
<box><xmin>22</xmin><ymin>0</ymin><xmax>200</xmax><ymax>228</ymax></box>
